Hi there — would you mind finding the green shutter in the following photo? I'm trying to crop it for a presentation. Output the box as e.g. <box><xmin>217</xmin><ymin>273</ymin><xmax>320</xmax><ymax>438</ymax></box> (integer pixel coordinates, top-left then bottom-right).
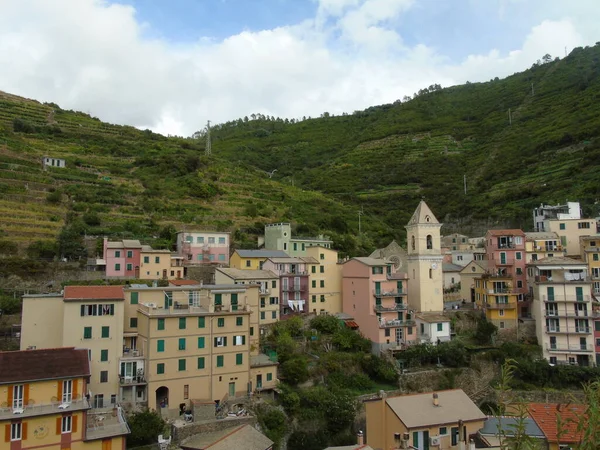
<box><xmin>83</xmin><ymin>327</ymin><xmax>92</xmax><ymax>339</ymax></box>
<box><xmin>236</xmin><ymin>317</ymin><xmax>243</xmax><ymax>326</ymax></box>
<box><xmin>236</xmin><ymin>353</ymin><xmax>243</xmax><ymax>365</ymax></box>
<box><xmin>178</xmin><ymin>359</ymin><xmax>186</xmax><ymax>371</ymax></box>
<box><xmin>157</xmin><ymin>363</ymin><xmax>164</xmax><ymax>374</ymax></box>
<box><xmin>100</xmin><ymin>349</ymin><xmax>108</xmax><ymax>362</ymax></box>
<box><xmin>576</xmin><ymin>286</ymin><xmax>584</xmax><ymax>301</ymax></box>
<box><xmin>131</xmin><ymin>292</ymin><xmax>138</xmax><ymax>304</ymax></box>
<box><xmin>178</xmin><ymin>338</ymin><xmax>186</xmax><ymax>350</ymax></box>
<box><xmin>413</xmin><ymin>432</ymin><xmax>419</xmax><ymax>449</ymax></box>
<box><xmin>267</xmin><ymin>373</ymin><xmax>272</xmax><ymax>381</ymax></box>
<box><xmin>214</xmin><ymin>294</ymin><xmax>222</xmax><ymax>305</ymax></box>
<box><xmin>198</xmin><ymin>337</ymin><xmax>205</xmax><ymax>348</ymax></box>
<box><xmin>423</xmin><ymin>431</ymin><xmax>430</xmax><ymax>450</ymax></box>
<box><xmin>130</xmin><ymin>318</ymin><xmax>138</xmax><ymax>328</ymax></box>
<box><xmin>198</xmin><ymin>316</ymin><xmax>205</xmax><ymax>328</ymax></box>
<box><xmin>217</xmin><ymin>355</ymin><xmax>224</xmax><ymax>367</ymax></box>
<box><xmin>218</xmin><ymin>318</ymin><xmax>225</xmax><ymax>327</ymax></box>
<box><xmin>157</xmin><ymin>340</ymin><xmax>165</xmax><ymax>352</ymax></box>
<box><xmin>179</xmin><ymin>317</ymin><xmax>186</xmax><ymax>329</ymax></box>
<box><xmin>198</xmin><ymin>357</ymin><xmax>205</xmax><ymax>369</ymax></box>
<box><xmin>101</xmin><ymin>326</ymin><xmax>109</xmax><ymax>338</ymax></box>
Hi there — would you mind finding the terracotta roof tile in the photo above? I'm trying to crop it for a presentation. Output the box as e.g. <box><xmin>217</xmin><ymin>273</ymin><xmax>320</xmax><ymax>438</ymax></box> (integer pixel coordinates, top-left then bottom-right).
<box><xmin>63</xmin><ymin>285</ymin><xmax>124</xmax><ymax>300</ymax></box>
<box><xmin>0</xmin><ymin>348</ymin><xmax>90</xmax><ymax>384</ymax></box>
<box><xmin>169</xmin><ymin>280</ymin><xmax>201</xmax><ymax>286</ymax></box>
<box><xmin>527</xmin><ymin>403</ymin><xmax>587</xmax><ymax>443</ymax></box>
<box><xmin>487</xmin><ymin>229</ymin><xmax>525</xmax><ymax>236</ymax></box>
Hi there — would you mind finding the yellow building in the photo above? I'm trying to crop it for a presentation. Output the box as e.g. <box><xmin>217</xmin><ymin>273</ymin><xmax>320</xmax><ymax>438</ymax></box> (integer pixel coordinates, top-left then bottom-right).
<box><xmin>229</xmin><ymin>250</ymin><xmax>289</xmax><ymax>270</ymax></box>
<box><xmin>21</xmin><ymin>286</ymin><xmax>125</xmax><ymax>408</ymax></box>
<box><xmin>546</xmin><ymin>218</ymin><xmax>596</xmax><ymax>257</ymax></box>
<box><xmin>525</xmin><ymin>232</ymin><xmax>565</xmax><ymax>263</ymax></box>
<box><xmin>474</xmin><ymin>274</ymin><xmax>519</xmax><ymax>329</ymax></box>
<box><xmin>580</xmin><ymin>235</ymin><xmax>600</xmax><ymax>296</ymax></box>
<box><xmin>122</xmin><ymin>284</ymin><xmax>278</xmax><ymax>414</ymax></box>
<box><xmin>365</xmin><ymin>390</ymin><xmax>486</xmax><ymax>450</ymax></box>
<box><xmin>459</xmin><ymin>261</ymin><xmax>486</xmax><ymax>303</ymax></box>
<box><xmin>214</xmin><ymin>268</ymin><xmax>280</xmax><ymax>331</ymax></box>
<box><xmin>306</xmin><ymin>246</ymin><xmax>342</xmax><ymax>315</ymax></box>
<box><xmin>0</xmin><ymin>348</ymin><xmax>129</xmax><ymax>449</ymax></box>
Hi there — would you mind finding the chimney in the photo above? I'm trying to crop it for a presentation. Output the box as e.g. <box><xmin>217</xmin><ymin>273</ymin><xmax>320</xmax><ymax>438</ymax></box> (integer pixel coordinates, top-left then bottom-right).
<box><xmin>357</xmin><ymin>430</ymin><xmax>364</xmax><ymax>445</ymax></box>
<box><xmin>433</xmin><ymin>392</ymin><xmax>439</xmax><ymax>407</ymax></box>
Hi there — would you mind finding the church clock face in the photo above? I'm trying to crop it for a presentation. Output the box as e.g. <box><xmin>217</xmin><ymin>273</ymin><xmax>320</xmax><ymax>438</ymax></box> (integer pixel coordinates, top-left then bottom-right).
<box><xmin>431</xmin><ymin>263</ymin><xmax>438</xmax><ymax>270</ymax></box>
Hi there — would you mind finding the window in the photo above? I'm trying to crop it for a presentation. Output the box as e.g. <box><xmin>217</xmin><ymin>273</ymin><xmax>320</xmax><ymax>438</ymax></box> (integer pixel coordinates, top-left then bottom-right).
<box><xmin>312</xmin><ymin>280</ymin><xmax>316</xmax><ymax>288</ymax></box>
<box><xmin>312</xmin><ymin>295</ymin><xmax>316</xmax><ymax>303</ymax></box>
<box><xmin>155</xmin><ymin>256</ymin><xmax>160</xmax><ymax>263</ymax></box>
<box><xmin>83</xmin><ymin>327</ymin><xmax>92</xmax><ymax>339</ymax></box>
<box><xmin>157</xmin><ymin>363</ymin><xmax>165</xmax><ymax>374</ymax></box>
<box><xmin>158</xmin><ymin>318</ymin><xmax>165</xmax><ymax>330</ymax></box>
<box><xmin>451</xmin><ymin>427</ymin><xmax>459</xmax><ymax>446</ymax></box>
<box><xmin>272</xmin><ymin>311</ymin><xmax>277</xmax><ymax>319</ymax></box>
<box><xmin>293</xmin><ymin>243</ymin><xmax>297</xmax><ymax>251</ymax></box>
<box><xmin>516</xmin><ymin>252</ymin><xmax>522</xmax><ymax>260</ymax></box>
<box><xmin>385</xmin><ymin>328</ymin><xmax>390</xmax><ymax>337</ymax></box>
<box><xmin>233</xmin><ymin>335</ymin><xmax>246</xmax><ymax>346</ymax></box>
<box><xmin>131</xmin><ymin>292</ymin><xmax>139</xmax><ymax>304</ymax></box>
<box><xmin>178</xmin><ymin>338</ymin><xmax>186</xmax><ymax>350</ymax></box>
<box><xmin>320</xmin><ymin>266</ymin><xmax>324</xmax><ymax>273</ymax></box>
<box><xmin>198</xmin><ymin>357</ymin><xmax>205</xmax><ymax>369</ymax></box>
<box><xmin>127</xmin><ymin>250</ymin><xmax>133</xmax><ymax>258</ymax></box>
<box><xmin>157</xmin><ymin>340</ymin><xmax>165</xmax><ymax>352</ymax></box>
<box><xmin>183</xmin><ymin>384</ymin><xmax>189</xmax><ymax>400</ymax></box>
<box><xmin>439</xmin><ymin>427</ymin><xmax>447</xmax><ymax>435</ymax></box>
<box><xmin>195</xmin><ymin>316</ymin><xmax>204</xmax><ymax>329</ymax></box>
<box><xmin>594</xmin><ymin>254</ymin><xmax>599</xmax><ymax>261</ymax></box>
<box><xmin>261</xmin><ymin>311</ymin><xmax>265</xmax><ymax>320</ymax></box>
<box><xmin>250</xmin><ymin>327</ymin><xmax>254</xmax><ymax>336</ymax></box>
<box><xmin>320</xmin><ymin>280</ymin><xmax>325</xmax><ymax>288</ymax></box>
<box><xmin>267</xmin><ymin>373</ymin><xmax>273</xmax><ymax>381</ymax></box>
<box><xmin>144</xmin><ymin>256</ymin><xmax>149</xmax><ymax>263</ymax></box>
<box><xmin>437</xmin><ymin>323</ymin><xmax>443</xmax><ymax>332</ymax></box>
<box><xmin>517</xmin><ymin>280</ymin><xmax>523</xmax><ymax>288</ymax></box>
<box><xmin>579</xmin><ymin>222</ymin><xmax>591</xmax><ymax>229</ymax></box>
<box><xmin>516</xmin><ymin>267</ymin><xmax>523</xmax><ymax>275</ymax></box>
<box><xmin>216</xmin><ymin>355</ymin><xmax>224</xmax><ymax>367</ymax></box>
<box><xmin>214</xmin><ymin>337</ymin><xmax>227</xmax><ymax>347</ymax></box>
<box><xmin>560</xmin><ymin>223</ymin><xmax>566</xmax><ymax>230</ymax></box>
<box><xmin>320</xmin><ymin>295</ymin><xmax>325</xmax><ymax>303</ymax></box>
<box><xmin>214</xmin><ymin>294</ymin><xmax>222</xmax><ymax>305</ymax></box>
<box><xmin>115</xmin><ymin>263</ymin><xmax>121</xmax><ymax>271</ymax></box>
<box><xmin>261</xmin><ymin>298</ymin><xmax>266</xmax><ymax>308</ymax></box>
<box><xmin>178</xmin><ymin>359</ymin><xmax>186</xmax><ymax>371</ymax></box>
<box><xmin>115</xmin><ymin>251</ymin><xmax>121</xmax><ymax>258</ymax></box>
<box><xmin>429</xmin><ymin>268</ymin><xmax>432</xmax><ymax>279</ymax></box>
<box><xmin>311</xmin><ymin>265</ymin><xmax>316</xmax><ymax>274</ymax></box>
<box><xmin>100</xmin><ymin>349</ymin><xmax>108</xmax><ymax>362</ymax></box>
<box><xmin>197</xmin><ymin>236</ymin><xmax>204</xmax><ymax>243</ymax></box>
<box><xmin>100</xmin><ymin>371</ymin><xmax>108</xmax><ymax>383</ymax></box>
<box><xmin>596</xmin><ymin>321</ymin><xmax>600</xmax><ymax>332</ymax></box>
<box><xmin>209</xmin><ymin>237</ymin><xmax>215</xmax><ymax>244</ymax></box>
<box><xmin>246</xmin><ymin>260</ymin><xmax>251</xmax><ymax>267</ymax></box>
<box><xmin>101</xmin><ymin>326</ymin><xmax>110</xmax><ymax>338</ymax></box>
<box><xmin>236</xmin><ymin>317</ymin><xmax>243</xmax><ymax>326</ymax></box>
<box><xmin>236</xmin><ymin>353</ymin><xmax>243</xmax><ymax>365</ymax></box>
<box><xmin>218</xmin><ymin>318</ymin><xmax>225</xmax><ymax>327</ymax></box>
<box><xmin>61</xmin><ymin>416</ymin><xmax>72</xmax><ymax>433</ymax></box>
<box><xmin>10</xmin><ymin>422</ymin><xmax>22</xmax><ymax>441</ymax></box>
<box><xmin>126</xmin><ymin>263</ymin><xmax>133</xmax><ymax>271</ymax></box>
<box><xmin>372</xmin><ymin>266</ymin><xmax>384</xmax><ymax>275</ymax></box>
<box><xmin>218</xmin><ymin>254</ymin><xmax>226</xmax><ymax>261</ymax></box>
<box><xmin>499</xmin><ymin>310</ymin><xmax>505</xmax><ymax>317</ymax></box>
<box><xmin>426</xmin><ymin>234</ymin><xmax>432</xmax><ymax>249</ymax></box>
<box><xmin>219</xmin><ymin>237</ymin><xmax>226</xmax><ymax>244</ymax></box>
<box><xmin>179</xmin><ymin>317</ymin><xmax>187</xmax><ymax>329</ymax></box>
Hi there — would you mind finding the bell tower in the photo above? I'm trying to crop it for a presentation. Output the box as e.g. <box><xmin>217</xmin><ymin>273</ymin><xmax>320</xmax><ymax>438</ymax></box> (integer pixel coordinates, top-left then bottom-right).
<box><xmin>406</xmin><ymin>200</ymin><xmax>444</xmax><ymax>312</ymax></box>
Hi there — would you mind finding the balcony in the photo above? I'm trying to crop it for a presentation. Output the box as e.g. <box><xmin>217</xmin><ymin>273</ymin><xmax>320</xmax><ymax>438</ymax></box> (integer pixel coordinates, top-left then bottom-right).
<box><xmin>373</xmin><ymin>290</ymin><xmax>406</xmax><ymax>297</ymax></box>
<box><xmin>545</xmin><ymin>311</ymin><xmax>592</xmax><ymax>318</ymax></box>
<box><xmin>542</xmin><ymin>295</ymin><xmax>591</xmax><ymax>303</ymax></box>
<box><xmin>374</xmin><ymin>304</ymin><xmax>408</xmax><ymax>312</ymax></box>
<box><xmin>379</xmin><ymin>319</ymin><xmax>416</xmax><ymax>328</ymax></box>
<box><xmin>546</xmin><ymin>344</ymin><xmax>594</xmax><ymax>353</ymax></box>
<box><xmin>282</xmin><ymin>285</ymin><xmax>303</xmax><ymax>292</ymax></box>
<box><xmin>494</xmin><ymin>256</ymin><xmax>515</xmax><ymax>265</ymax></box>
<box><xmin>536</xmin><ymin>275</ymin><xmax>590</xmax><ymax>283</ymax></box>
<box><xmin>485</xmin><ymin>302</ymin><xmax>517</xmax><ymax>310</ymax></box>
<box><xmin>85</xmin><ymin>407</ymin><xmax>130</xmax><ymax>441</ymax></box>
<box><xmin>121</xmin><ymin>348</ymin><xmax>143</xmax><ymax>359</ymax></box>
<box><xmin>574</xmin><ymin>327</ymin><xmax>592</xmax><ymax>334</ymax></box>
<box><xmin>0</xmin><ymin>397</ymin><xmax>90</xmax><ymax>420</ymax></box>
<box><xmin>487</xmin><ymin>288</ymin><xmax>514</xmax><ymax>294</ymax></box>
<box><xmin>545</xmin><ymin>327</ymin><xmax>565</xmax><ymax>333</ymax></box>
<box><xmin>281</xmin><ymin>270</ymin><xmax>308</xmax><ymax>276</ymax></box>
<box><xmin>259</xmin><ymin>288</ymin><xmax>270</xmax><ymax>295</ymax></box>
<box><xmin>119</xmin><ymin>375</ymin><xmax>147</xmax><ymax>386</ymax></box>
<box><xmin>497</xmin><ymin>241</ymin><xmax>516</xmax><ymax>249</ymax></box>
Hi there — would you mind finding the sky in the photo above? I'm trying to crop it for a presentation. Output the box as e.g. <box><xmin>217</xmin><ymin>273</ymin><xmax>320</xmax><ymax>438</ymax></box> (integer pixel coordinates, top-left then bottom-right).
<box><xmin>0</xmin><ymin>0</ymin><xmax>599</xmax><ymax>136</ymax></box>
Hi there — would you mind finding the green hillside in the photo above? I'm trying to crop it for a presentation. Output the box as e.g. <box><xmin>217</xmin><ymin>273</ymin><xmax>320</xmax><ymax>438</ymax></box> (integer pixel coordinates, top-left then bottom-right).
<box><xmin>1</xmin><ymin>44</ymin><xmax>600</xmax><ymax>267</ymax></box>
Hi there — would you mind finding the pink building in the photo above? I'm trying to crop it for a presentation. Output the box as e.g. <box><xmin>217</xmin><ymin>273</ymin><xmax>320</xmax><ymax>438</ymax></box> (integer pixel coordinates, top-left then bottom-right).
<box><xmin>104</xmin><ymin>238</ymin><xmax>142</xmax><ymax>278</ymax></box>
<box><xmin>342</xmin><ymin>257</ymin><xmax>415</xmax><ymax>353</ymax></box>
<box><xmin>176</xmin><ymin>231</ymin><xmax>230</xmax><ymax>265</ymax></box>
<box><xmin>485</xmin><ymin>229</ymin><xmax>529</xmax><ymax>317</ymax></box>
<box><xmin>262</xmin><ymin>257</ymin><xmax>310</xmax><ymax>316</ymax></box>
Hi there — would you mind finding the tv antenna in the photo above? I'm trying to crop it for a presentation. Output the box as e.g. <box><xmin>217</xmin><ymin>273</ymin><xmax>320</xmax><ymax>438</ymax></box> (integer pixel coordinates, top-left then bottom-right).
<box><xmin>205</xmin><ymin>120</ymin><xmax>211</xmax><ymax>156</ymax></box>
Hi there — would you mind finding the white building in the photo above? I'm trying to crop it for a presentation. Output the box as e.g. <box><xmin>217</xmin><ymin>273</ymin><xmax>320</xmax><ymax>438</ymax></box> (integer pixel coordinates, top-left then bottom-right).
<box><xmin>42</xmin><ymin>156</ymin><xmax>66</xmax><ymax>169</ymax></box>
<box><xmin>415</xmin><ymin>313</ymin><xmax>451</xmax><ymax>344</ymax></box>
<box><xmin>533</xmin><ymin>202</ymin><xmax>581</xmax><ymax>232</ymax></box>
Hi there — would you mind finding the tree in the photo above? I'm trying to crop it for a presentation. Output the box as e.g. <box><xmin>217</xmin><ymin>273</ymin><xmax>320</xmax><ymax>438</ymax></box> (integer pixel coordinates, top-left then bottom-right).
<box><xmin>57</xmin><ymin>225</ymin><xmax>87</xmax><ymax>261</ymax></box>
<box><xmin>287</xmin><ymin>428</ymin><xmax>328</xmax><ymax>450</ymax></box>
<box><xmin>542</xmin><ymin>53</ymin><xmax>552</xmax><ymax>63</ymax></box>
<box><xmin>310</xmin><ymin>315</ymin><xmax>340</xmax><ymax>334</ymax></box>
<box><xmin>27</xmin><ymin>240</ymin><xmax>57</xmax><ymax>260</ymax></box>
<box><xmin>280</xmin><ymin>356</ymin><xmax>310</xmax><ymax>386</ymax></box>
<box><xmin>475</xmin><ymin>319</ymin><xmax>498</xmax><ymax>345</ymax></box>
<box><xmin>257</xmin><ymin>407</ymin><xmax>288</xmax><ymax>447</ymax></box>
<box><xmin>126</xmin><ymin>409</ymin><xmax>167</xmax><ymax>447</ymax></box>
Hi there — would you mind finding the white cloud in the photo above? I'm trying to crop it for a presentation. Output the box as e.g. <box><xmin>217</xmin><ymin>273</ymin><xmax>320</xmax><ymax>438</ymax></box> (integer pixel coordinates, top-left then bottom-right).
<box><xmin>0</xmin><ymin>0</ymin><xmax>598</xmax><ymax>136</ymax></box>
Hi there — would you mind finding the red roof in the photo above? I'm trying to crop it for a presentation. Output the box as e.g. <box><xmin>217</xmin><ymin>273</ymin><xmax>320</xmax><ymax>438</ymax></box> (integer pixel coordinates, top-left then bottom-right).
<box><xmin>528</xmin><ymin>403</ymin><xmax>587</xmax><ymax>443</ymax></box>
<box><xmin>487</xmin><ymin>229</ymin><xmax>525</xmax><ymax>236</ymax></box>
<box><xmin>345</xmin><ymin>320</ymin><xmax>359</xmax><ymax>329</ymax></box>
<box><xmin>0</xmin><ymin>348</ymin><xmax>90</xmax><ymax>384</ymax></box>
<box><xmin>169</xmin><ymin>280</ymin><xmax>200</xmax><ymax>286</ymax></box>
<box><xmin>63</xmin><ymin>285</ymin><xmax>124</xmax><ymax>300</ymax></box>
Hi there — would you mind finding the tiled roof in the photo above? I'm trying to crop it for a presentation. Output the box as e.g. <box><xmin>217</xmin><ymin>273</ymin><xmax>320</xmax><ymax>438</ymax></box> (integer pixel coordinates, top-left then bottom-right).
<box><xmin>416</xmin><ymin>313</ymin><xmax>450</xmax><ymax>323</ymax></box>
<box><xmin>530</xmin><ymin>256</ymin><xmax>586</xmax><ymax>266</ymax></box>
<box><xmin>234</xmin><ymin>250</ymin><xmax>289</xmax><ymax>258</ymax></box>
<box><xmin>443</xmin><ymin>263</ymin><xmax>463</xmax><ymax>272</ymax></box>
<box><xmin>528</xmin><ymin>403</ymin><xmax>587</xmax><ymax>443</ymax></box>
<box><xmin>63</xmin><ymin>285</ymin><xmax>124</xmax><ymax>300</ymax></box>
<box><xmin>299</xmin><ymin>256</ymin><xmax>319</xmax><ymax>264</ymax></box>
<box><xmin>407</xmin><ymin>200</ymin><xmax>440</xmax><ymax>226</ymax></box>
<box><xmin>385</xmin><ymin>389</ymin><xmax>486</xmax><ymax>429</ymax></box>
<box><xmin>350</xmin><ymin>257</ymin><xmax>389</xmax><ymax>266</ymax></box>
<box><xmin>479</xmin><ymin>417</ymin><xmax>545</xmax><ymax>438</ymax></box>
<box><xmin>487</xmin><ymin>229</ymin><xmax>525</xmax><ymax>236</ymax></box>
<box><xmin>216</xmin><ymin>268</ymin><xmax>278</xmax><ymax>280</ymax></box>
<box><xmin>0</xmin><ymin>348</ymin><xmax>90</xmax><ymax>384</ymax></box>
<box><xmin>180</xmin><ymin>424</ymin><xmax>273</xmax><ymax>450</ymax></box>
<box><xmin>525</xmin><ymin>232</ymin><xmax>560</xmax><ymax>241</ymax></box>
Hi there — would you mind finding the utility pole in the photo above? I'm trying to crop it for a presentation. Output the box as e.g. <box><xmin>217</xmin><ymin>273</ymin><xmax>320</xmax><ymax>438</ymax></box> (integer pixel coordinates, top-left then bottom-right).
<box><xmin>205</xmin><ymin>120</ymin><xmax>211</xmax><ymax>156</ymax></box>
<box><xmin>463</xmin><ymin>174</ymin><xmax>467</xmax><ymax>195</ymax></box>
<box><xmin>358</xmin><ymin>207</ymin><xmax>364</xmax><ymax>234</ymax></box>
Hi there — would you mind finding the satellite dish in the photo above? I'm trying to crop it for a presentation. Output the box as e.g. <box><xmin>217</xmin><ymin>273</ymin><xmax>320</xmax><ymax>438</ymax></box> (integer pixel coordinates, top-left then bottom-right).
<box><xmin>431</xmin><ymin>263</ymin><xmax>438</xmax><ymax>270</ymax></box>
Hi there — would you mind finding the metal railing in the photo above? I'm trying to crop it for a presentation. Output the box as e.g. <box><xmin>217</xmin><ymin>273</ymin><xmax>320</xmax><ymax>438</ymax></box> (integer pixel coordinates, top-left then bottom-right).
<box><xmin>543</xmin><ymin>295</ymin><xmax>590</xmax><ymax>303</ymax></box>
<box><xmin>545</xmin><ymin>311</ymin><xmax>592</xmax><ymax>318</ymax></box>
<box><xmin>121</xmin><ymin>348</ymin><xmax>144</xmax><ymax>358</ymax></box>
<box><xmin>546</xmin><ymin>344</ymin><xmax>594</xmax><ymax>353</ymax></box>
<box><xmin>85</xmin><ymin>406</ymin><xmax>130</xmax><ymax>440</ymax></box>
<box><xmin>485</xmin><ymin>302</ymin><xmax>516</xmax><ymax>310</ymax></box>
<box><xmin>374</xmin><ymin>304</ymin><xmax>408</xmax><ymax>312</ymax></box>
<box><xmin>0</xmin><ymin>397</ymin><xmax>90</xmax><ymax>420</ymax></box>
<box><xmin>373</xmin><ymin>290</ymin><xmax>405</xmax><ymax>297</ymax></box>
<box><xmin>379</xmin><ymin>319</ymin><xmax>416</xmax><ymax>328</ymax></box>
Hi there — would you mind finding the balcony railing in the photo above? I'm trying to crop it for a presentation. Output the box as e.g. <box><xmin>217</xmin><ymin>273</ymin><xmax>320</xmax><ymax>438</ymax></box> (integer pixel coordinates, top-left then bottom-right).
<box><xmin>485</xmin><ymin>302</ymin><xmax>516</xmax><ymax>310</ymax></box>
<box><xmin>536</xmin><ymin>274</ymin><xmax>590</xmax><ymax>283</ymax></box>
<box><xmin>373</xmin><ymin>290</ymin><xmax>405</xmax><ymax>297</ymax></box>
<box><xmin>0</xmin><ymin>397</ymin><xmax>90</xmax><ymax>420</ymax></box>
<box><xmin>121</xmin><ymin>348</ymin><xmax>143</xmax><ymax>359</ymax></box>
<box><xmin>374</xmin><ymin>304</ymin><xmax>408</xmax><ymax>312</ymax></box>
<box><xmin>545</xmin><ymin>311</ymin><xmax>592</xmax><ymax>318</ymax></box>
<box><xmin>543</xmin><ymin>295</ymin><xmax>590</xmax><ymax>303</ymax></box>
<box><xmin>545</xmin><ymin>327</ymin><xmax>563</xmax><ymax>333</ymax></box>
<box><xmin>487</xmin><ymin>288</ymin><xmax>513</xmax><ymax>294</ymax></box>
<box><xmin>546</xmin><ymin>344</ymin><xmax>594</xmax><ymax>353</ymax></box>
<box><xmin>494</xmin><ymin>257</ymin><xmax>515</xmax><ymax>265</ymax></box>
<box><xmin>282</xmin><ymin>285</ymin><xmax>302</xmax><ymax>292</ymax></box>
<box><xmin>259</xmin><ymin>288</ymin><xmax>270</xmax><ymax>295</ymax></box>
<box><xmin>85</xmin><ymin>407</ymin><xmax>130</xmax><ymax>441</ymax></box>
<box><xmin>281</xmin><ymin>270</ymin><xmax>308</xmax><ymax>276</ymax></box>
<box><xmin>574</xmin><ymin>327</ymin><xmax>592</xmax><ymax>334</ymax></box>
<box><xmin>379</xmin><ymin>319</ymin><xmax>416</xmax><ymax>328</ymax></box>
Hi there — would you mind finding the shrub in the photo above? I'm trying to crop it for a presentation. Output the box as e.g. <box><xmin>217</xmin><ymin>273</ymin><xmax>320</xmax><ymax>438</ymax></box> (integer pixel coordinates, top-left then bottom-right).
<box><xmin>475</xmin><ymin>319</ymin><xmax>498</xmax><ymax>345</ymax></box>
<box><xmin>280</xmin><ymin>356</ymin><xmax>310</xmax><ymax>386</ymax></box>
<box><xmin>310</xmin><ymin>315</ymin><xmax>341</xmax><ymax>334</ymax></box>
<box><xmin>0</xmin><ymin>240</ymin><xmax>18</xmax><ymax>256</ymax></box>
<box><xmin>26</xmin><ymin>240</ymin><xmax>56</xmax><ymax>260</ymax></box>
<box><xmin>326</xmin><ymin>371</ymin><xmax>374</xmax><ymax>391</ymax></box>
<box><xmin>83</xmin><ymin>212</ymin><xmax>101</xmax><ymax>226</ymax></box>
<box><xmin>46</xmin><ymin>190</ymin><xmax>62</xmax><ymax>204</ymax></box>
<box><xmin>257</xmin><ymin>407</ymin><xmax>288</xmax><ymax>447</ymax></box>
<box><xmin>126</xmin><ymin>409</ymin><xmax>167</xmax><ymax>448</ymax></box>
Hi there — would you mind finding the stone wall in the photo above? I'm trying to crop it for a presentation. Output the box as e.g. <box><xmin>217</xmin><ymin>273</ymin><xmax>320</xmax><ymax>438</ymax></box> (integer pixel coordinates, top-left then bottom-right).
<box><xmin>172</xmin><ymin>416</ymin><xmax>257</xmax><ymax>443</ymax></box>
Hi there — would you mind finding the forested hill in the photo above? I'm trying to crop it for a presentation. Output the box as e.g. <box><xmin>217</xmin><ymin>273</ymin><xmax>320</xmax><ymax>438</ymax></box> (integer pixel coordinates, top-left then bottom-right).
<box><xmin>1</xmin><ymin>44</ymin><xmax>600</xmax><ymax>263</ymax></box>
<box><xmin>205</xmin><ymin>43</ymin><xmax>600</xmax><ymax>230</ymax></box>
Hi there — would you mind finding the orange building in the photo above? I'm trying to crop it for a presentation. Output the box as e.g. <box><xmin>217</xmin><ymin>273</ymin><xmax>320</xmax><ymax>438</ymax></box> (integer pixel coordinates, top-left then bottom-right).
<box><xmin>0</xmin><ymin>348</ymin><xmax>129</xmax><ymax>450</ymax></box>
